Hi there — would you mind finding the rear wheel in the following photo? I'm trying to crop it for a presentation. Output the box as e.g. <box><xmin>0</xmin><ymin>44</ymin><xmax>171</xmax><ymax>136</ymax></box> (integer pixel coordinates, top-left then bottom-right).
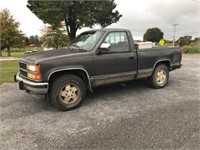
<box><xmin>50</xmin><ymin>74</ymin><xmax>86</xmax><ymax>111</ymax></box>
<box><xmin>149</xmin><ymin>64</ymin><xmax>169</xmax><ymax>88</ymax></box>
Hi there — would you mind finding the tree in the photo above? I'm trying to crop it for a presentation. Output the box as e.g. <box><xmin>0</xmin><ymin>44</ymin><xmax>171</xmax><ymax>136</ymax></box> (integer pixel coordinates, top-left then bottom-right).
<box><xmin>0</xmin><ymin>8</ymin><xmax>25</xmax><ymax>56</ymax></box>
<box><xmin>176</xmin><ymin>36</ymin><xmax>192</xmax><ymax>47</ymax></box>
<box><xmin>192</xmin><ymin>37</ymin><xmax>200</xmax><ymax>46</ymax></box>
<box><xmin>29</xmin><ymin>35</ymin><xmax>36</xmax><ymax>45</ymax></box>
<box><xmin>27</xmin><ymin>0</ymin><xmax>122</xmax><ymax>41</ymax></box>
<box><xmin>34</xmin><ymin>35</ymin><xmax>40</xmax><ymax>45</ymax></box>
<box><xmin>193</xmin><ymin>37</ymin><xmax>200</xmax><ymax>43</ymax></box>
<box><xmin>24</xmin><ymin>37</ymin><xmax>30</xmax><ymax>46</ymax></box>
<box><xmin>41</xmin><ymin>26</ymin><xmax>69</xmax><ymax>49</ymax></box>
<box><xmin>143</xmin><ymin>27</ymin><xmax>164</xmax><ymax>43</ymax></box>
<box><xmin>25</xmin><ymin>35</ymin><xmax>41</xmax><ymax>46</ymax></box>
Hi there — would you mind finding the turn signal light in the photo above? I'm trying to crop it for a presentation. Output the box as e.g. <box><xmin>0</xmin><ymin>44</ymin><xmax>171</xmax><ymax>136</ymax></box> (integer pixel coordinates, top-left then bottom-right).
<box><xmin>27</xmin><ymin>73</ymin><xmax>41</xmax><ymax>80</ymax></box>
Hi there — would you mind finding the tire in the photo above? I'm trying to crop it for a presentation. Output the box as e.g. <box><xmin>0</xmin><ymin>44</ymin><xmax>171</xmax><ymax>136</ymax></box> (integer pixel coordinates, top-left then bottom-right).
<box><xmin>49</xmin><ymin>74</ymin><xmax>86</xmax><ymax>111</ymax></box>
<box><xmin>149</xmin><ymin>64</ymin><xmax>169</xmax><ymax>89</ymax></box>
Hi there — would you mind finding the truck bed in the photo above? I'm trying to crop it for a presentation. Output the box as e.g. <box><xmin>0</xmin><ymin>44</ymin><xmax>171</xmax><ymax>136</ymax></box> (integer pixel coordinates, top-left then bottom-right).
<box><xmin>136</xmin><ymin>46</ymin><xmax>182</xmax><ymax>79</ymax></box>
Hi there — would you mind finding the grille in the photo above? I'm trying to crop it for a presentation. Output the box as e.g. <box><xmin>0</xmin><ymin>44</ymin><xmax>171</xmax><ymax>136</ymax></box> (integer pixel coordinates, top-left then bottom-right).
<box><xmin>20</xmin><ymin>70</ymin><xmax>27</xmax><ymax>77</ymax></box>
<box><xmin>19</xmin><ymin>62</ymin><xmax>28</xmax><ymax>77</ymax></box>
<box><xmin>19</xmin><ymin>62</ymin><xmax>27</xmax><ymax>70</ymax></box>
<box><xmin>18</xmin><ymin>62</ymin><xmax>41</xmax><ymax>81</ymax></box>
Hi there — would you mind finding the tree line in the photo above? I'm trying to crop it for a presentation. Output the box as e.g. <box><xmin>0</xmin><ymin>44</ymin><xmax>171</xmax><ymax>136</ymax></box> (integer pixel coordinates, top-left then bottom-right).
<box><xmin>143</xmin><ymin>27</ymin><xmax>199</xmax><ymax>47</ymax></box>
<box><xmin>24</xmin><ymin>35</ymin><xmax>41</xmax><ymax>46</ymax></box>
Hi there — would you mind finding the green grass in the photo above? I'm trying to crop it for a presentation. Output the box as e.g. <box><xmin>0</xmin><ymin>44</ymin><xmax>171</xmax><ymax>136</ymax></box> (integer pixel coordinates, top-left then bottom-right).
<box><xmin>9</xmin><ymin>47</ymin><xmax>43</xmax><ymax>52</ymax></box>
<box><xmin>1</xmin><ymin>51</ymin><xmax>25</xmax><ymax>58</ymax></box>
<box><xmin>0</xmin><ymin>60</ymin><xmax>19</xmax><ymax>84</ymax></box>
<box><xmin>1</xmin><ymin>47</ymin><xmax>43</xmax><ymax>58</ymax></box>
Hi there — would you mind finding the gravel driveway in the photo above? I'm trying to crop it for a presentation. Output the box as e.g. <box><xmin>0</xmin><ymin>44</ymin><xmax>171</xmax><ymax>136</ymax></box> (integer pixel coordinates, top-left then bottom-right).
<box><xmin>0</xmin><ymin>55</ymin><xmax>199</xmax><ymax>149</ymax></box>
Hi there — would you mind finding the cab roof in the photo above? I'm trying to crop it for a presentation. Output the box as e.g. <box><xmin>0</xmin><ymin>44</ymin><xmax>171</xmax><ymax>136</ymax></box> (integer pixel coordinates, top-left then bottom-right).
<box><xmin>83</xmin><ymin>28</ymin><xmax>130</xmax><ymax>33</ymax></box>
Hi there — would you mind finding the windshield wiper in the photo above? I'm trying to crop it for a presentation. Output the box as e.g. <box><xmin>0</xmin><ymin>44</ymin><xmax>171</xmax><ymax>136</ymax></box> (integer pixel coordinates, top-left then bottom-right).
<box><xmin>70</xmin><ymin>44</ymin><xmax>88</xmax><ymax>52</ymax></box>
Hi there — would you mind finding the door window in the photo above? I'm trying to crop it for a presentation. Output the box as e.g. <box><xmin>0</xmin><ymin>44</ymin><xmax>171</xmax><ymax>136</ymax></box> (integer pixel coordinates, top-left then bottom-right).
<box><xmin>103</xmin><ymin>32</ymin><xmax>130</xmax><ymax>53</ymax></box>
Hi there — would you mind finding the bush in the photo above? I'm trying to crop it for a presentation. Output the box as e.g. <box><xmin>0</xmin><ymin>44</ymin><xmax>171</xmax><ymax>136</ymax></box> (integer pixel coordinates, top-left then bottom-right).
<box><xmin>182</xmin><ymin>46</ymin><xmax>200</xmax><ymax>54</ymax></box>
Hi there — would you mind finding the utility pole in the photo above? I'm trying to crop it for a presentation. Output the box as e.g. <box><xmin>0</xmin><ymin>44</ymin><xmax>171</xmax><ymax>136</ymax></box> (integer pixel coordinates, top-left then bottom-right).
<box><xmin>172</xmin><ymin>24</ymin><xmax>178</xmax><ymax>46</ymax></box>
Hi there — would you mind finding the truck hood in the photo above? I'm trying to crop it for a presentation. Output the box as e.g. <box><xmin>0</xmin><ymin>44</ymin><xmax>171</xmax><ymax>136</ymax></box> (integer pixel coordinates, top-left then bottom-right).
<box><xmin>20</xmin><ymin>49</ymin><xmax>87</xmax><ymax>64</ymax></box>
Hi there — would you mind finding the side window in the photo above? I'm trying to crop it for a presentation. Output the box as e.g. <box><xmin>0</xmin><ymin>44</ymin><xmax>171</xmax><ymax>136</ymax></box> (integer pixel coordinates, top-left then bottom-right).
<box><xmin>103</xmin><ymin>32</ymin><xmax>130</xmax><ymax>53</ymax></box>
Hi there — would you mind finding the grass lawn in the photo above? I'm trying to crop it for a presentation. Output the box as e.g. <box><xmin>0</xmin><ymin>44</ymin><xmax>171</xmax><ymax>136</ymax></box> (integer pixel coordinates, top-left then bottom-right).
<box><xmin>0</xmin><ymin>60</ymin><xmax>19</xmax><ymax>84</ymax></box>
<box><xmin>1</xmin><ymin>47</ymin><xmax>43</xmax><ymax>58</ymax></box>
<box><xmin>10</xmin><ymin>52</ymin><xmax>26</xmax><ymax>58</ymax></box>
<box><xmin>2</xmin><ymin>51</ymin><xmax>25</xmax><ymax>58</ymax></box>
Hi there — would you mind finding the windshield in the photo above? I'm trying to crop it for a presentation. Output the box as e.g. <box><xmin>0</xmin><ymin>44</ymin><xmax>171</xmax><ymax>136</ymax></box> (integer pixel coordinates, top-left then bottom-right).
<box><xmin>69</xmin><ymin>31</ymin><xmax>104</xmax><ymax>52</ymax></box>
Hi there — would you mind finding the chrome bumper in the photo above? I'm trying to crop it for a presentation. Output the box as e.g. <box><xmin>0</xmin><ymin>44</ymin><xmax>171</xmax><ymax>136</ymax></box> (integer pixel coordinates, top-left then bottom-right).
<box><xmin>14</xmin><ymin>73</ymin><xmax>49</xmax><ymax>94</ymax></box>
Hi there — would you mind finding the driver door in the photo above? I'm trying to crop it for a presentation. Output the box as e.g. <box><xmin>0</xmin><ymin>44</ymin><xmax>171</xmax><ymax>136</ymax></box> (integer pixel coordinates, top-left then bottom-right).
<box><xmin>92</xmin><ymin>31</ymin><xmax>137</xmax><ymax>86</ymax></box>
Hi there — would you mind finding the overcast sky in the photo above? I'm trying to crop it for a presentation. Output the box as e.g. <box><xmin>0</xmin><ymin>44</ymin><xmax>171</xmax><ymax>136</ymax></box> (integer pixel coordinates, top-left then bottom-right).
<box><xmin>0</xmin><ymin>0</ymin><xmax>199</xmax><ymax>40</ymax></box>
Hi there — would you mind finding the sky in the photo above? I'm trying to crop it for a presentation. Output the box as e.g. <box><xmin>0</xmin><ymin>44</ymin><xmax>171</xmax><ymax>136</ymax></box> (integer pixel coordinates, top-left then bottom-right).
<box><xmin>0</xmin><ymin>0</ymin><xmax>199</xmax><ymax>40</ymax></box>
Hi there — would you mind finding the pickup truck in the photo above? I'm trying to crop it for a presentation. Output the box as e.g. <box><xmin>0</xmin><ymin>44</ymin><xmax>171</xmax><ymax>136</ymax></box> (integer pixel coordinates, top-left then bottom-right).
<box><xmin>14</xmin><ymin>28</ymin><xmax>182</xmax><ymax>111</ymax></box>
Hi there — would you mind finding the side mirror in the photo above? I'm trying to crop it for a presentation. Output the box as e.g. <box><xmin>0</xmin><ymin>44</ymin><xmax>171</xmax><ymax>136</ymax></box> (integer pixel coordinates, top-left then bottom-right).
<box><xmin>100</xmin><ymin>43</ymin><xmax>111</xmax><ymax>51</ymax></box>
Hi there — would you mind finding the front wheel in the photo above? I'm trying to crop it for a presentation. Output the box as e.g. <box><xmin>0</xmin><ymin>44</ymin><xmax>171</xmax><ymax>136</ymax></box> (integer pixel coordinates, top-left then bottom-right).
<box><xmin>149</xmin><ymin>64</ymin><xmax>169</xmax><ymax>89</ymax></box>
<box><xmin>50</xmin><ymin>74</ymin><xmax>86</xmax><ymax>111</ymax></box>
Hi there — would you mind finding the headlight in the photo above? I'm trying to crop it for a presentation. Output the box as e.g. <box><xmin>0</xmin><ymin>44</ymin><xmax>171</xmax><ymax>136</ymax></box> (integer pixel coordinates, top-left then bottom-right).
<box><xmin>27</xmin><ymin>65</ymin><xmax>40</xmax><ymax>72</ymax></box>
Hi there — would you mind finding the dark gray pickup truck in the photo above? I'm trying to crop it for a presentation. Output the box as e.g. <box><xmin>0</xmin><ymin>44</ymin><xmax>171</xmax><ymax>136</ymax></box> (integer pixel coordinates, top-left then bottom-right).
<box><xmin>15</xmin><ymin>28</ymin><xmax>182</xmax><ymax>110</ymax></box>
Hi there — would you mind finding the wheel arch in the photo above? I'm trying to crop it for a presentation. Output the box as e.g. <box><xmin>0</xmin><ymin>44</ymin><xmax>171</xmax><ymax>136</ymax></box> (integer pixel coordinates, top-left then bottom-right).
<box><xmin>153</xmin><ymin>59</ymin><xmax>171</xmax><ymax>71</ymax></box>
<box><xmin>149</xmin><ymin>60</ymin><xmax>170</xmax><ymax>89</ymax></box>
<box><xmin>48</xmin><ymin>68</ymin><xmax>93</xmax><ymax>93</ymax></box>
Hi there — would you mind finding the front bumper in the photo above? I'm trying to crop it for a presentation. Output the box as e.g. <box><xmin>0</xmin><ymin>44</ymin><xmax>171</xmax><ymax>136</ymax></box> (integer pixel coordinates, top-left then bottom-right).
<box><xmin>14</xmin><ymin>73</ymin><xmax>49</xmax><ymax>94</ymax></box>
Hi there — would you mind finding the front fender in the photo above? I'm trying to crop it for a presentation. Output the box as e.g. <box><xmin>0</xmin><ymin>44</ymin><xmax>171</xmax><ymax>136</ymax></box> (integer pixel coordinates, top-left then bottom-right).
<box><xmin>44</xmin><ymin>66</ymin><xmax>93</xmax><ymax>93</ymax></box>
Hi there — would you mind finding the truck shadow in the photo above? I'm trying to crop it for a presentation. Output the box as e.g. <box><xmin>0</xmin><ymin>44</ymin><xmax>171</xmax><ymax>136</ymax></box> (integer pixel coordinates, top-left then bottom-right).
<box><xmin>29</xmin><ymin>79</ymin><xmax>150</xmax><ymax>112</ymax></box>
<box><xmin>83</xmin><ymin>79</ymin><xmax>150</xmax><ymax>106</ymax></box>
<box><xmin>31</xmin><ymin>78</ymin><xmax>174</xmax><ymax>111</ymax></box>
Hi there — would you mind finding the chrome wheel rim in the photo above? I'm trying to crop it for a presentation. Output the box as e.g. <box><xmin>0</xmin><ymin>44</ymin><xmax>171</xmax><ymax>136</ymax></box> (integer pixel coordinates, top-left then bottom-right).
<box><xmin>59</xmin><ymin>83</ymin><xmax>80</xmax><ymax>104</ymax></box>
<box><xmin>156</xmin><ymin>70</ymin><xmax>166</xmax><ymax>85</ymax></box>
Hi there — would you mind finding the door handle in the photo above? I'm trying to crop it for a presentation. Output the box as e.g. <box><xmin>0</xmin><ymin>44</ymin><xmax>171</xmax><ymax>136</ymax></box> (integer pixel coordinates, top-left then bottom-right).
<box><xmin>129</xmin><ymin>56</ymin><xmax>134</xmax><ymax>60</ymax></box>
